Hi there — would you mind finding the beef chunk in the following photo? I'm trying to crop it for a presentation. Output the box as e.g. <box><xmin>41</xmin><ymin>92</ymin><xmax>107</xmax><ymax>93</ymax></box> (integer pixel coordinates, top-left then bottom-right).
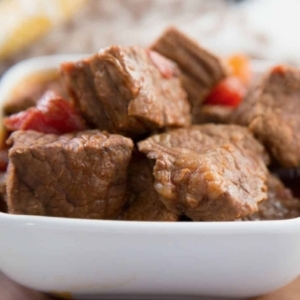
<box><xmin>151</xmin><ymin>27</ymin><xmax>227</xmax><ymax>123</ymax></box>
<box><xmin>120</xmin><ymin>151</ymin><xmax>178</xmax><ymax>221</ymax></box>
<box><xmin>230</xmin><ymin>65</ymin><xmax>300</xmax><ymax>167</ymax></box>
<box><xmin>138</xmin><ymin>124</ymin><xmax>268</xmax><ymax>221</ymax></box>
<box><xmin>6</xmin><ymin>130</ymin><xmax>133</xmax><ymax>219</ymax></box>
<box><xmin>243</xmin><ymin>174</ymin><xmax>300</xmax><ymax>220</ymax></box>
<box><xmin>61</xmin><ymin>46</ymin><xmax>190</xmax><ymax>137</ymax></box>
<box><xmin>140</xmin><ymin>124</ymin><xmax>269</xmax><ymax>164</ymax></box>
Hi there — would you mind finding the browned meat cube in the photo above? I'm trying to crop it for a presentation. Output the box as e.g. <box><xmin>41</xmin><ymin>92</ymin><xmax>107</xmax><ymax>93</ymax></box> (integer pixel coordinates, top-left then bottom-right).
<box><xmin>230</xmin><ymin>65</ymin><xmax>300</xmax><ymax>167</ymax></box>
<box><xmin>140</xmin><ymin>124</ymin><xmax>269</xmax><ymax>164</ymax></box>
<box><xmin>138</xmin><ymin>124</ymin><xmax>268</xmax><ymax>221</ymax></box>
<box><xmin>61</xmin><ymin>46</ymin><xmax>190</xmax><ymax>137</ymax></box>
<box><xmin>242</xmin><ymin>174</ymin><xmax>300</xmax><ymax>220</ymax></box>
<box><xmin>151</xmin><ymin>27</ymin><xmax>227</xmax><ymax>123</ymax></box>
<box><xmin>6</xmin><ymin>130</ymin><xmax>133</xmax><ymax>219</ymax></box>
<box><xmin>120</xmin><ymin>151</ymin><xmax>178</xmax><ymax>221</ymax></box>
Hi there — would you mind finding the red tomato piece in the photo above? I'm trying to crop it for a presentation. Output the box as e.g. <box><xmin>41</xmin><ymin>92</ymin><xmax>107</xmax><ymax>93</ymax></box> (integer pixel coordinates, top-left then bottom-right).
<box><xmin>3</xmin><ymin>110</ymin><xmax>30</xmax><ymax>132</ymax></box>
<box><xmin>3</xmin><ymin>91</ymin><xmax>86</xmax><ymax>134</ymax></box>
<box><xmin>205</xmin><ymin>77</ymin><xmax>246</xmax><ymax>107</ymax></box>
<box><xmin>271</xmin><ymin>65</ymin><xmax>287</xmax><ymax>75</ymax></box>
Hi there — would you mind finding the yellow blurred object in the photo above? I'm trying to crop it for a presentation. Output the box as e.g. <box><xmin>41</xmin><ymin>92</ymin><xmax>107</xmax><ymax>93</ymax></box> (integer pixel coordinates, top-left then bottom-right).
<box><xmin>226</xmin><ymin>54</ymin><xmax>252</xmax><ymax>85</ymax></box>
<box><xmin>0</xmin><ymin>0</ymin><xmax>86</xmax><ymax>59</ymax></box>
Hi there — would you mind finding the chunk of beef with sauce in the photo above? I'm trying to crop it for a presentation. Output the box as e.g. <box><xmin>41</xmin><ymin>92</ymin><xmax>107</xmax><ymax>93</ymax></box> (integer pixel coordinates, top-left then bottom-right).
<box><xmin>61</xmin><ymin>46</ymin><xmax>190</xmax><ymax>137</ymax></box>
<box><xmin>6</xmin><ymin>130</ymin><xmax>133</xmax><ymax>219</ymax></box>
<box><xmin>138</xmin><ymin>124</ymin><xmax>268</xmax><ymax>221</ymax></box>
<box><xmin>229</xmin><ymin>65</ymin><xmax>300</xmax><ymax>167</ymax></box>
<box><xmin>151</xmin><ymin>27</ymin><xmax>227</xmax><ymax>123</ymax></box>
<box><xmin>120</xmin><ymin>151</ymin><xmax>178</xmax><ymax>221</ymax></box>
<box><xmin>3</xmin><ymin>70</ymin><xmax>67</xmax><ymax>116</ymax></box>
<box><xmin>242</xmin><ymin>174</ymin><xmax>300</xmax><ymax>220</ymax></box>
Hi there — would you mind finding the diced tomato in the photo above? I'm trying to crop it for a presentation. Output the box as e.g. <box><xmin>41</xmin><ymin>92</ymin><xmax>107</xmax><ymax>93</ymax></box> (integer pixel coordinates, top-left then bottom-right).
<box><xmin>3</xmin><ymin>110</ymin><xmax>31</xmax><ymax>132</ymax></box>
<box><xmin>227</xmin><ymin>54</ymin><xmax>251</xmax><ymax>85</ymax></box>
<box><xmin>205</xmin><ymin>77</ymin><xmax>246</xmax><ymax>107</ymax></box>
<box><xmin>271</xmin><ymin>65</ymin><xmax>287</xmax><ymax>75</ymax></box>
<box><xmin>148</xmin><ymin>50</ymin><xmax>178</xmax><ymax>79</ymax></box>
<box><xmin>3</xmin><ymin>91</ymin><xmax>86</xmax><ymax>134</ymax></box>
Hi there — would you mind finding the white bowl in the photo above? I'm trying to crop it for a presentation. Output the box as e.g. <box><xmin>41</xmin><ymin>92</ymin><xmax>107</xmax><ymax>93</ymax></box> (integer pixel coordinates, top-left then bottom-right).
<box><xmin>0</xmin><ymin>56</ymin><xmax>298</xmax><ymax>300</ymax></box>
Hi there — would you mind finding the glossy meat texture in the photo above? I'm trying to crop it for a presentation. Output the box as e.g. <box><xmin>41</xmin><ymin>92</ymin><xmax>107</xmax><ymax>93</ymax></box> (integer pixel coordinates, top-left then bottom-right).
<box><xmin>151</xmin><ymin>27</ymin><xmax>227</xmax><ymax>123</ymax></box>
<box><xmin>6</xmin><ymin>130</ymin><xmax>133</xmax><ymax>219</ymax></box>
<box><xmin>61</xmin><ymin>46</ymin><xmax>190</xmax><ymax>137</ymax></box>
<box><xmin>138</xmin><ymin>124</ymin><xmax>268</xmax><ymax>221</ymax></box>
<box><xmin>242</xmin><ymin>174</ymin><xmax>300</xmax><ymax>220</ymax></box>
<box><xmin>230</xmin><ymin>65</ymin><xmax>300</xmax><ymax>167</ymax></box>
<box><xmin>120</xmin><ymin>151</ymin><xmax>178</xmax><ymax>221</ymax></box>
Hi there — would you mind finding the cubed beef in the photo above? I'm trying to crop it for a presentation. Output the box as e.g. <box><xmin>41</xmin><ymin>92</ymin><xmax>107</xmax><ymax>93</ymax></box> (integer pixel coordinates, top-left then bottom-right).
<box><xmin>120</xmin><ymin>151</ymin><xmax>178</xmax><ymax>221</ymax></box>
<box><xmin>6</xmin><ymin>130</ymin><xmax>133</xmax><ymax>219</ymax></box>
<box><xmin>230</xmin><ymin>65</ymin><xmax>300</xmax><ymax>167</ymax></box>
<box><xmin>151</xmin><ymin>27</ymin><xmax>227</xmax><ymax>123</ymax></box>
<box><xmin>242</xmin><ymin>174</ymin><xmax>300</xmax><ymax>220</ymax></box>
<box><xmin>138</xmin><ymin>124</ymin><xmax>268</xmax><ymax>221</ymax></box>
<box><xmin>61</xmin><ymin>46</ymin><xmax>190</xmax><ymax>137</ymax></box>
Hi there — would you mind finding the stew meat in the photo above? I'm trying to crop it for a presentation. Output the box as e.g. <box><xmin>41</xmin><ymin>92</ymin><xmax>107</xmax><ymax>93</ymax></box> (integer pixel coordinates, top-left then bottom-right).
<box><xmin>138</xmin><ymin>124</ymin><xmax>268</xmax><ymax>221</ymax></box>
<box><xmin>242</xmin><ymin>174</ymin><xmax>300</xmax><ymax>220</ymax></box>
<box><xmin>229</xmin><ymin>66</ymin><xmax>300</xmax><ymax>167</ymax></box>
<box><xmin>2</xmin><ymin>26</ymin><xmax>300</xmax><ymax>222</ymax></box>
<box><xmin>151</xmin><ymin>27</ymin><xmax>227</xmax><ymax>123</ymax></box>
<box><xmin>120</xmin><ymin>151</ymin><xmax>178</xmax><ymax>221</ymax></box>
<box><xmin>61</xmin><ymin>46</ymin><xmax>191</xmax><ymax>137</ymax></box>
<box><xmin>6</xmin><ymin>130</ymin><xmax>133</xmax><ymax>219</ymax></box>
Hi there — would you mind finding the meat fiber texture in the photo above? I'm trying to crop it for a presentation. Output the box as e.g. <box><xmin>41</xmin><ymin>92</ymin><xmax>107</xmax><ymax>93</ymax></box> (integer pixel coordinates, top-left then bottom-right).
<box><xmin>6</xmin><ymin>130</ymin><xmax>133</xmax><ymax>219</ymax></box>
<box><xmin>242</xmin><ymin>174</ymin><xmax>300</xmax><ymax>221</ymax></box>
<box><xmin>151</xmin><ymin>27</ymin><xmax>227</xmax><ymax>123</ymax></box>
<box><xmin>120</xmin><ymin>151</ymin><xmax>178</xmax><ymax>221</ymax></box>
<box><xmin>230</xmin><ymin>66</ymin><xmax>300</xmax><ymax>167</ymax></box>
<box><xmin>139</xmin><ymin>124</ymin><xmax>269</xmax><ymax>221</ymax></box>
<box><xmin>61</xmin><ymin>45</ymin><xmax>190</xmax><ymax>137</ymax></box>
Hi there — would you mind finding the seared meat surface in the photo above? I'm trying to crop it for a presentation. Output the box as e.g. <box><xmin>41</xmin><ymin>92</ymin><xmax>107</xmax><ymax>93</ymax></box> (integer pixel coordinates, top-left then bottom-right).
<box><xmin>151</xmin><ymin>27</ymin><xmax>227</xmax><ymax>123</ymax></box>
<box><xmin>243</xmin><ymin>174</ymin><xmax>300</xmax><ymax>220</ymax></box>
<box><xmin>230</xmin><ymin>65</ymin><xmax>300</xmax><ymax>167</ymax></box>
<box><xmin>61</xmin><ymin>46</ymin><xmax>190</xmax><ymax>137</ymax></box>
<box><xmin>120</xmin><ymin>151</ymin><xmax>178</xmax><ymax>221</ymax></box>
<box><xmin>6</xmin><ymin>130</ymin><xmax>133</xmax><ymax>219</ymax></box>
<box><xmin>139</xmin><ymin>124</ymin><xmax>268</xmax><ymax>221</ymax></box>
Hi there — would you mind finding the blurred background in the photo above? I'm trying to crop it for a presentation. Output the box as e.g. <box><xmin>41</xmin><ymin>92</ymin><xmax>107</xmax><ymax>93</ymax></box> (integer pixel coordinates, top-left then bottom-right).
<box><xmin>1</xmin><ymin>0</ymin><xmax>300</xmax><ymax>76</ymax></box>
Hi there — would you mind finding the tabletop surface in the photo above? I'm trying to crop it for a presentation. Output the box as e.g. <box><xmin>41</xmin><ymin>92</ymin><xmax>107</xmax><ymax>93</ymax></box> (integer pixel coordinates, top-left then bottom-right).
<box><xmin>1</xmin><ymin>272</ymin><xmax>300</xmax><ymax>300</ymax></box>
